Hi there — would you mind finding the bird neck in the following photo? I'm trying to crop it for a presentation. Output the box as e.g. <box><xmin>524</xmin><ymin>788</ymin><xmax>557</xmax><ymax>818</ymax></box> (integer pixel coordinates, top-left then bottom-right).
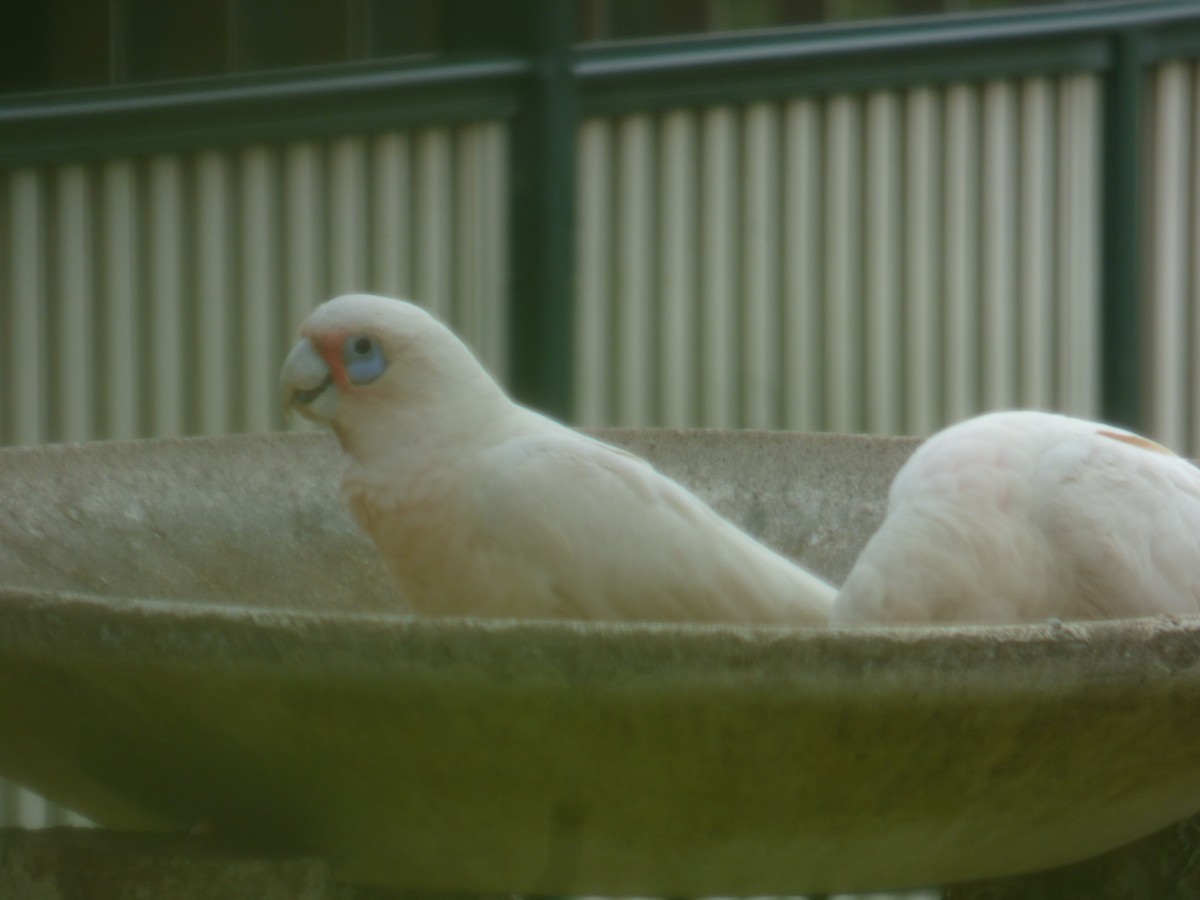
<box><xmin>333</xmin><ymin>381</ymin><xmax>517</xmax><ymax>467</ymax></box>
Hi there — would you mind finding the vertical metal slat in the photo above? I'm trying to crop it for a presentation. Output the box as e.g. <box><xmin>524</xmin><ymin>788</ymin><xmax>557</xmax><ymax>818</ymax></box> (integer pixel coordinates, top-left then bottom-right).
<box><xmin>328</xmin><ymin>136</ymin><xmax>370</xmax><ymax>298</ymax></box>
<box><xmin>575</xmin><ymin>119</ymin><xmax>614</xmax><ymax>426</ymax></box>
<box><xmin>239</xmin><ymin>145</ymin><xmax>281</xmax><ymax>433</ymax></box>
<box><xmin>614</xmin><ymin>114</ymin><xmax>656</xmax><ymax>426</ymax></box>
<box><xmin>53</xmin><ymin>164</ymin><xmax>95</xmax><ymax>442</ymax></box>
<box><xmin>98</xmin><ymin>160</ymin><xmax>139</xmax><ymax>439</ymax></box>
<box><xmin>981</xmin><ymin>79</ymin><xmax>1019</xmax><ymax>410</ymax></box>
<box><xmin>824</xmin><ymin>94</ymin><xmax>863</xmax><ymax>433</ymax></box>
<box><xmin>1146</xmin><ymin>61</ymin><xmax>1191</xmax><ymax>448</ymax></box>
<box><xmin>781</xmin><ymin>98</ymin><xmax>823</xmax><ymax>432</ymax></box>
<box><xmin>658</xmin><ymin>109</ymin><xmax>698</xmax><ymax>427</ymax></box>
<box><xmin>282</xmin><ymin>141</ymin><xmax>325</xmax><ymax>356</ymax></box>
<box><xmin>195</xmin><ymin>150</ymin><xmax>233</xmax><ymax>435</ymax></box>
<box><xmin>699</xmin><ymin>107</ymin><xmax>739</xmax><ymax>428</ymax></box>
<box><xmin>943</xmin><ymin>84</ymin><xmax>982</xmax><ymax>422</ymax></box>
<box><xmin>1018</xmin><ymin>77</ymin><xmax>1056</xmax><ymax>411</ymax></box>
<box><xmin>455</xmin><ymin>124</ymin><xmax>499</xmax><ymax>370</ymax></box>
<box><xmin>414</xmin><ymin>129</ymin><xmax>454</xmax><ymax>320</ymax></box>
<box><xmin>9</xmin><ymin>169</ymin><xmax>47</xmax><ymax>445</ymax></box>
<box><xmin>370</xmin><ymin>132</ymin><xmax>413</xmax><ymax>303</ymax></box>
<box><xmin>903</xmin><ymin>87</ymin><xmax>943</xmax><ymax>435</ymax></box>
<box><xmin>1189</xmin><ymin>63</ymin><xmax>1200</xmax><ymax>454</ymax></box>
<box><xmin>741</xmin><ymin>102</ymin><xmax>781</xmax><ymax>430</ymax></box>
<box><xmin>454</xmin><ymin>127</ymin><xmax>483</xmax><ymax>360</ymax></box>
<box><xmin>864</xmin><ymin>90</ymin><xmax>903</xmax><ymax>435</ymax></box>
<box><xmin>1057</xmin><ymin>74</ymin><xmax>1102</xmax><ymax>419</ymax></box>
<box><xmin>478</xmin><ymin>122</ymin><xmax>510</xmax><ymax>383</ymax></box>
<box><xmin>146</xmin><ymin>156</ymin><xmax>186</xmax><ymax>437</ymax></box>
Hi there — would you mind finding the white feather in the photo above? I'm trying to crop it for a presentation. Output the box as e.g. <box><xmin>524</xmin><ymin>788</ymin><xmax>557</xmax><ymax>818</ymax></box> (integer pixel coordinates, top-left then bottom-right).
<box><xmin>281</xmin><ymin>294</ymin><xmax>834</xmax><ymax>625</ymax></box>
<box><xmin>834</xmin><ymin>410</ymin><xmax>1200</xmax><ymax>624</ymax></box>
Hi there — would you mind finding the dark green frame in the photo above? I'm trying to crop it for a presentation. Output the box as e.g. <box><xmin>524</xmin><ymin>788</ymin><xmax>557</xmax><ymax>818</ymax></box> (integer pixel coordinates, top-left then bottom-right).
<box><xmin>3</xmin><ymin>0</ymin><xmax>1200</xmax><ymax>424</ymax></box>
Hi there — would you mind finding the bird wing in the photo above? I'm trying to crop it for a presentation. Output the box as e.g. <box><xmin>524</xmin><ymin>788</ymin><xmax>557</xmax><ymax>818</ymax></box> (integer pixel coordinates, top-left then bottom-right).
<box><xmin>1038</xmin><ymin>428</ymin><xmax>1200</xmax><ymax>618</ymax></box>
<box><xmin>471</xmin><ymin>428</ymin><xmax>834</xmax><ymax>624</ymax></box>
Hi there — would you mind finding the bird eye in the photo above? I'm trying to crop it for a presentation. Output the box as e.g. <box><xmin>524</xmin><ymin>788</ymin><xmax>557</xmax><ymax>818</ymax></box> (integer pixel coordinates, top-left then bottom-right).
<box><xmin>343</xmin><ymin>334</ymin><xmax>387</xmax><ymax>386</ymax></box>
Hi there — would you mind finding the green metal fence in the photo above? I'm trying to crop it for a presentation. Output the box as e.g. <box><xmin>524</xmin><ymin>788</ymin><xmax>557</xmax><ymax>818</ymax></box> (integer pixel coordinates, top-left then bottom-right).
<box><xmin>3</xmin><ymin>0</ymin><xmax>1200</xmax><ymax>438</ymax></box>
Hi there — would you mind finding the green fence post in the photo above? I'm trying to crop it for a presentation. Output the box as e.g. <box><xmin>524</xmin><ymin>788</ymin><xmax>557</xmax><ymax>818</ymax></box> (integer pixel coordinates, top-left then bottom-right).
<box><xmin>1100</xmin><ymin>31</ymin><xmax>1144</xmax><ymax>431</ymax></box>
<box><xmin>503</xmin><ymin>0</ymin><xmax>578</xmax><ymax>421</ymax></box>
<box><xmin>442</xmin><ymin>0</ymin><xmax>577</xmax><ymax>420</ymax></box>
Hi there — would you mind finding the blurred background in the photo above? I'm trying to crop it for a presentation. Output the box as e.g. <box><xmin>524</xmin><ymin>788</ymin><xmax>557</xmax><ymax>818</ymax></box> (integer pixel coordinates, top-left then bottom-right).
<box><xmin>0</xmin><ymin>0</ymin><xmax>1197</xmax><ymax>830</ymax></box>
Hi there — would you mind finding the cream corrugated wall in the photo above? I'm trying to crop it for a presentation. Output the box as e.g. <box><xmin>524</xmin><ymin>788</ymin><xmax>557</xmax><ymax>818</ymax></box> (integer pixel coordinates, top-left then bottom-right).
<box><xmin>0</xmin><ymin>121</ymin><xmax>509</xmax><ymax>826</ymax></box>
<box><xmin>1144</xmin><ymin>59</ymin><xmax>1200</xmax><ymax>457</ymax></box>
<box><xmin>0</xmin><ymin>122</ymin><xmax>509</xmax><ymax>447</ymax></box>
<box><xmin>575</xmin><ymin>73</ymin><xmax>1103</xmax><ymax>433</ymax></box>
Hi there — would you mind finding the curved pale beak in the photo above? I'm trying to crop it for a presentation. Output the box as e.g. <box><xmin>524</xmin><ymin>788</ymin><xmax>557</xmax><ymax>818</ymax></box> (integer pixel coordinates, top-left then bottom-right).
<box><xmin>280</xmin><ymin>339</ymin><xmax>338</xmax><ymax>422</ymax></box>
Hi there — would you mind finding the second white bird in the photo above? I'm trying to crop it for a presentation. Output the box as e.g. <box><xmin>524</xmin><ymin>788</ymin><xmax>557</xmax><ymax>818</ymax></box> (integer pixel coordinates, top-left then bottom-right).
<box><xmin>834</xmin><ymin>410</ymin><xmax>1200</xmax><ymax>624</ymax></box>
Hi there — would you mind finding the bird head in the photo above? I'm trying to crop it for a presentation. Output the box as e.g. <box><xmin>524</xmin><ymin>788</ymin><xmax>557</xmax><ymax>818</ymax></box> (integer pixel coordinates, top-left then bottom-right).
<box><xmin>280</xmin><ymin>294</ymin><xmax>505</xmax><ymax>454</ymax></box>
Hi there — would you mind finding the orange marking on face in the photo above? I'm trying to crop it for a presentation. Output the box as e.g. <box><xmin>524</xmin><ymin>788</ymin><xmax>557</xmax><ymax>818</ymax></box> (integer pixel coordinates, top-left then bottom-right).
<box><xmin>313</xmin><ymin>331</ymin><xmax>350</xmax><ymax>390</ymax></box>
<box><xmin>1097</xmin><ymin>429</ymin><xmax>1177</xmax><ymax>457</ymax></box>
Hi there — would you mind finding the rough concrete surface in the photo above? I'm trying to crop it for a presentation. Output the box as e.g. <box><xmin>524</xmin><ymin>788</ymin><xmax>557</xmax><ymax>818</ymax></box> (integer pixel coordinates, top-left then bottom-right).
<box><xmin>0</xmin><ymin>827</ymin><xmax>337</xmax><ymax>899</ymax></box>
<box><xmin>0</xmin><ymin>828</ymin><xmax>507</xmax><ymax>900</ymax></box>
<box><xmin>0</xmin><ymin>431</ymin><xmax>1199</xmax><ymax>895</ymax></box>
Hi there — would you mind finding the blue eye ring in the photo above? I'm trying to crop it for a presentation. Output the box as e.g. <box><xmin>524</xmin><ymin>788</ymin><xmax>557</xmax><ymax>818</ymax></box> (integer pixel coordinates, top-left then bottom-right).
<box><xmin>343</xmin><ymin>334</ymin><xmax>387</xmax><ymax>386</ymax></box>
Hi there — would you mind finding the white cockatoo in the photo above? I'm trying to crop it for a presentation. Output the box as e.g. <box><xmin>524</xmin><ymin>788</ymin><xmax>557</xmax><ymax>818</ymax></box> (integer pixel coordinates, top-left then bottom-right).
<box><xmin>280</xmin><ymin>293</ymin><xmax>835</xmax><ymax>624</ymax></box>
<box><xmin>833</xmin><ymin>410</ymin><xmax>1200</xmax><ymax>625</ymax></box>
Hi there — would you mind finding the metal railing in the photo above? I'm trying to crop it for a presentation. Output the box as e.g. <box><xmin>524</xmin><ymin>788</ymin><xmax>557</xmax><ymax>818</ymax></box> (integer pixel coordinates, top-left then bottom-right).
<box><xmin>2</xmin><ymin>1</ymin><xmax>1200</xmax><ymax>435</ymax></box>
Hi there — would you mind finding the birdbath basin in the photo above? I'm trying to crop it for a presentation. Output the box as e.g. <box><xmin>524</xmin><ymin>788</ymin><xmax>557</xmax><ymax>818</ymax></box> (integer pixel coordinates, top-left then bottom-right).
<box><xmin>1</xmin><ymin>429</ymin><xmax>1199</xmax><ymax>895</ymax></box>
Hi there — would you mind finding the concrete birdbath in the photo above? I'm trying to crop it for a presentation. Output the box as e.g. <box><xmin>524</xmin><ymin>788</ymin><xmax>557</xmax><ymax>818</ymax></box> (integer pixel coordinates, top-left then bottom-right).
<box><xmin>1</xmin><ymin>429</ymin><xmax>1199</xmax><ymax>895</ymax></box>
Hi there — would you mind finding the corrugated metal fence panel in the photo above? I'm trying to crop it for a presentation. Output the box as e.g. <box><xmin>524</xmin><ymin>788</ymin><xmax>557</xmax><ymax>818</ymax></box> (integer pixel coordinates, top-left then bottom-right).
<box><xmin>0</xmin><ymin>122</ymin><xmax>509</xmax><ymax>449</ymax></box>
<box><xmin>574</xmin><ymin>74</ymin><xmax>1103</xmax><ymax>433</ymax></box>
<box><xmin>1144</xmin><ymin>59</ymin><xmax>1200</xmax><ymax>456</ymax></box>
<box><xmin>1057</xmin><ymin>75</ymin><xmax>1100</xmax><ymax>421</ymax></box>
<box><xmin>0</xmin><ymin>121</ymin><xmax>508</xmax><ymax>826</ymax></box>
<box><xmin>700</xmin><ymin>107</ymin><xmax>740</xmax><ymax>429</ymax></box>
